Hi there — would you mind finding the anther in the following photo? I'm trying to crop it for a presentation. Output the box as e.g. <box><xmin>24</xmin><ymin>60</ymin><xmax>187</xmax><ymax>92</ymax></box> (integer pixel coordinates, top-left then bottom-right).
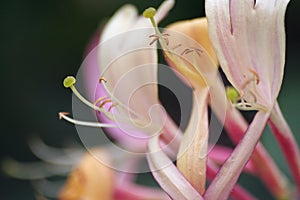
<box><xmin>94</xmin><ymin>96</ymin><xmax>110</xmax><ymax>106</ymax></box>
<box><xmin>99</xmin><ymin>77</ymin><xmax>107</xmax><ymax>83</ymax></box>
<box><xmin>149</xmin><ymin>35</ymin><xmax>160</xmax><ymax>46</ymax></box>
<box><xmin>249</xmin><ymin>68</ymin><xmax>260</xmax><ymax>84</ymax></box>
<box><xmin>172</xmin><ymin>43</ymin><xmax>182</xmax><ymax>51</ymax></box>
<box><xmin>149</xmin><ymin>33</ymin><xmax>170</xmax><ymax>46</ymax></box>
<box><xmin>181</xmin><ymin>48</ymin><xmax>203</xmax><ymax>56</ymax></box>
<box><xmin>99</xmin><ymin>99</ymin><xmax>112</xmax><ymax>108</ymax></box>
<box><xmin>59</xmin><ymin>112</ymin><xmax>70</xmax><ymax>120</ymax></box>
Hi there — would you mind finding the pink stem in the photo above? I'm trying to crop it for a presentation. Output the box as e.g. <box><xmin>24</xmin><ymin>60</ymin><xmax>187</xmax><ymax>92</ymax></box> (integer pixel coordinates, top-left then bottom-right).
<box><xmin>207</xmin><ymin>161</ymin><xmax>257</xmax><ymax>200</ymax></box>
<box><xmin>223</xmin><ymin>106</ymin><xmax>289</xmax><ymax>198</ymax></box>
<box><xmin>114</xmin><ymin>183</ymin><xmax>170</xmax><ymax>200</ymax></box>
<box><xmin>204</xmin><ymin>111</ymin><xmax>270</xmax><ymax>199</ymax></box>
<box><xmin>269</xmin><ymin>102</ymin><xmax>300</xmax><ymax>192</ymax></box>
<box><xmin>208</xmin><ymin>146</ymin><xmax>256</xmax><ymax>175</ymax></box>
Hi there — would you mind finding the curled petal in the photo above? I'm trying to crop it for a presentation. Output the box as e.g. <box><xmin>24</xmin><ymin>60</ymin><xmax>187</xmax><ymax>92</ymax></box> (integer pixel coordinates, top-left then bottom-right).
<box><xmin>147</xmin><ymin>134</ymin><xmax>203</xmax><ymax>200</ymax></box>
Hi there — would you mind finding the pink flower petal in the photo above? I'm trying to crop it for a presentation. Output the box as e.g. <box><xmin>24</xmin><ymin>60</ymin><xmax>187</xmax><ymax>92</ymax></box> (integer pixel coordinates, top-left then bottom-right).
<box><xmin>205</xmin><ymin>0</ymin><xmax>290</xmax><ymax>108</ymax></box>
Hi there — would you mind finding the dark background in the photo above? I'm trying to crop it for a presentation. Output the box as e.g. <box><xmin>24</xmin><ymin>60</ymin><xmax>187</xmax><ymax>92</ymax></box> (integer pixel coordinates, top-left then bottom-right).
<box><xmin>1</xmin><ymin>0</ymin><xmax>299</xmax><ymax>199</ymax></box>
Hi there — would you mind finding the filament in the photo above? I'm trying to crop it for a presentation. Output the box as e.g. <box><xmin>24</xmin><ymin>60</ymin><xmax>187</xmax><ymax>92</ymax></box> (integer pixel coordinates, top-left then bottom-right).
<box><xmin>59</xmin><ymin>112</ymin><xmax>117</xmax><ymax>128</ymax></box>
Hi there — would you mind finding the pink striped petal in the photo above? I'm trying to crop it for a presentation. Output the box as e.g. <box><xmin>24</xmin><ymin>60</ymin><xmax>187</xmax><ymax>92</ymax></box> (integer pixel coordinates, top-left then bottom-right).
<box><xmin>206</xmin><ymin>0</ymin><xmax>290</xmax><ymax>108</ymax></box>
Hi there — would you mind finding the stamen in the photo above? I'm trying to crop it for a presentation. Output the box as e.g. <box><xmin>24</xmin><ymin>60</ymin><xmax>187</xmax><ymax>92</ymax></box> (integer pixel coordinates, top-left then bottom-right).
<box><xmin>143</xmin><ymin>7</ymin><xmax>156</xmax><ymax>18</ymax></box>
<box><xmin>181</xmin><ymin>48</ymin><xmax>203</xmax><ymax>56</ymax></box>
<box><xmin>143</xmin><ymin>7</ymin><xmax>165</xmax><ymax>46</ymax></box>
<box><xmin>226</xmin><ymin>85</ymin><xmax>267</xmax><ymax>111</ymax></box>
<box><xmin>149</xmin><ymin>33</ymin><xmax>170</xmax><ymax>46</ymax></box>
<box><xmin>58</xmin><ymin>112</ymin><xmax>117</xmax><ymax>128</ymax></box>
<box><xmin>94</xmin><ymin>96</ymin><xmax>110</xmax><ymax>107</ymax></box>
<box><xmin>99</xmin><ymin>99</ymin><xmax>113</xmax><ymax>108</ymax></box>
<box><xmin>98</xmin><ymin>77</ymin><xmax>154</xmax><ymax>128</ymax></box>
<box><xmin>149</xmin><ymin>35</ymin><xmax>160</xmax><ymax>46</ymax></box>
<box><xmin>143</xmin><ymin>7</ymin><xmax>157</xmax><ymax>29</ymax></box>
<box><xmin>99</xmin><ymin>77</ymin><xmax>107</xmax><ymax>83</ymax></box>
<box><xmin>63</xmin><ymin>76</ymin><xmax>114</xmax><ymax>120</ymax></box>
<box><xmin>231</xmin><ymin>68</ymin><xmax>268</xmax><ymax>111</ymax></box>
<box><xmin>249</xmin><ymin>68</ymin><xmax>260</xmax><ymax>84</ymax></box>
<box><xmin>143</xmin><ymin>7</ymin><xmax>213</xmax><ymax>92</ymax></box>
<box><xmin>241</xmin><ymin>68</ymin><xmax>260</xmax><ymax>90</ymax></box>
<box><xmin>172</xmin><ymin>43</ymin><xmax>182</xmax><ymax>50</ymax></box>
<box><xmin>234</xmin><ymin>102</ymin><xmax>267</xmax><ymax>111</ymax></box>
<box><xmin>99</xmin><ymin>77</ymin><xmax>141</xmax><ymax>119</ymax></box>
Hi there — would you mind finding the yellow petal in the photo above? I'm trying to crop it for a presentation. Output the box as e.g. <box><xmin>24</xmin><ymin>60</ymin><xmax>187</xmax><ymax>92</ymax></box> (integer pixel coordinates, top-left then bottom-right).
<box><xmin>166</xmin><ymin>17</ymin><xmax>218</xmax><ymax>65</ymax></box>
<box><xmin>163</xmin><ymin>18</ymin><xmax>218</xmax><ymax>89</ymax></box>
<box><xmin>58</xmin><ymin>148</ymin><xmax>114</xmax><ymax>200</ymax></box>
<box><xmin>176</xmin><ymin>88</ymin><xmax>209</xmax><ymax>194</ymax></box>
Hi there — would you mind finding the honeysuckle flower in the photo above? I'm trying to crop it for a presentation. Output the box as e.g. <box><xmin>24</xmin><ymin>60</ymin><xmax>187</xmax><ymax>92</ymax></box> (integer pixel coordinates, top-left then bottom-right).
<box><xmin>5</xmin><ymin>0</ymin><xmax>299</xmax><ymax>199</ymax></box>
<box><xmin>161</xmin><ymin>17</ymin><xmax>218</xmax><ymax>194</ymax></box>
<box><xmin>203</xmin><ymin>0</ymin><xmax>297</xmax><ymax>199</ymax></box>
<box><xmin>60</xmin><ymin>0</ymin><xmax>182</xmax><ymax>159</ymax></box>
<box><xmin>64</xmin><ymin>0</ymin><xmax>183</xmax><ymax>152</ymax></box>
<box><xmin>206</xmin><ymin>0</ymin><xmax>289</xmax><ymax>111</ymax></box>
<box><xmin>144</xmin><ymin>9</ymin><xmax>262</xmax><ymax>199</ymax></box>
<box><xmin>142</xmin><ymin>10</ymin><xmax>218</xmax><ymax>195</ymax></box>
<box><xmin>146</xmin><ymin>10</ymin><xmax>289</xmax><ymax>199</ymax></box>
<box><xmin>59</xmin><ymin>148</ymin><xmax>169</xmax><ymax>200</ymax></box>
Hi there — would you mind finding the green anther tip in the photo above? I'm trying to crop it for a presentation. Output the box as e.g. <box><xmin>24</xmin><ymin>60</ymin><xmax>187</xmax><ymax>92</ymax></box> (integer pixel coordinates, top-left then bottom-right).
<box><xmin>63</xmin><ymin>76</ymin><xmax>76</xmax><ymax>88</ymax></box>
<box><xmin>226</xmin><ymin>86</ymin><xmax>240</xmax><ymax>103</ymax></box>
<box><xmin>143</xmin><ymin>7</ymin><xmax>156</xmax><ymax>18</ymax></box>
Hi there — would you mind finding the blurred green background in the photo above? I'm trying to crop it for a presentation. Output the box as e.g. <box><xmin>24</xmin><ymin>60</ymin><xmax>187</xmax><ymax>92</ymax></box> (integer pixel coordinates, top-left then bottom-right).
<box><xmin>0</xmin><ymin>0</ymin><xmax>299</xmax><ymax>199</ymax></box>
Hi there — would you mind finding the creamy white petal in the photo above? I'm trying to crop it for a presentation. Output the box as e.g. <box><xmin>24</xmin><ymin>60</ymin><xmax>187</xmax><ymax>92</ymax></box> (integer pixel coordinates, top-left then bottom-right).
<box><xmin>98</xmin><ymin>1</ymin><xmax>175</xmax><ymax>129</ymax></box>
<box><xmin>206</xmin><ymin>0</ymin><xmax>290</xmax><ymax>107</ymax></box>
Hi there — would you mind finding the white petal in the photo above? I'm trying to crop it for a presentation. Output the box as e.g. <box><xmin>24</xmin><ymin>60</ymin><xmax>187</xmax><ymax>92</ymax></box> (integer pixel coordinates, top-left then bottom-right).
<box><xmin>100</xmin><ymin>5</ymin><xmax>138</xmax><ymax>41</ymax></box>
<box><xmin>98</xmin><ymin>1</ymin><xmax>175</xmax><ymax>128</ymax></box>
<box><xmin>205</xmin><ymin>0</ymin><xmax>290</xmax><ymax>106</ymax></box>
